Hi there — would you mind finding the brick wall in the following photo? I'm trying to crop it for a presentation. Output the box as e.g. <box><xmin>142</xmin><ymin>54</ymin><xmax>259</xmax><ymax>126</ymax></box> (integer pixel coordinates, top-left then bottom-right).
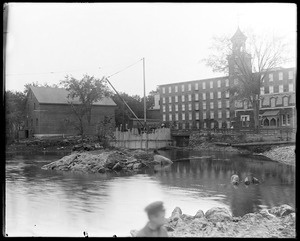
<box><xmin>26</xmin><ymin>101</ymin><xmax>115</xmax><ymax>136</ymax></box>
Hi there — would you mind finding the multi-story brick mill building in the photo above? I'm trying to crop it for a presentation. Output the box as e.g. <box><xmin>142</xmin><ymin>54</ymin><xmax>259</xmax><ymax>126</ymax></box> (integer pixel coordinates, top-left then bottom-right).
<box><xmin>158</xmin><ymin>28</ymin><xmax>296</xmax><ymax>130</ymax></box>
<box><xmin>234</xmin><ymin>67</ymin><xmax>296</xmax><ymax>128</ymax></box>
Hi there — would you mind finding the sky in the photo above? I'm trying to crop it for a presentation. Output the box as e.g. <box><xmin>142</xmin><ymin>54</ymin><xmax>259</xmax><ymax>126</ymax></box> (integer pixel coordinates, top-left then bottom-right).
<box><xmin>5</xmin><ymin>3</ymin><xmax>296</xmax><ymax>96</ymax></box>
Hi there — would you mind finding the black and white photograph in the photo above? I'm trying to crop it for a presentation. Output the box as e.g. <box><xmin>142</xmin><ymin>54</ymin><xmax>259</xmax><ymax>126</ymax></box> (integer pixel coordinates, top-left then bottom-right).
<box><xmin>4</xmin><ymin>2</ymin><xmax>296</xmax><ymax>237</ymax></box>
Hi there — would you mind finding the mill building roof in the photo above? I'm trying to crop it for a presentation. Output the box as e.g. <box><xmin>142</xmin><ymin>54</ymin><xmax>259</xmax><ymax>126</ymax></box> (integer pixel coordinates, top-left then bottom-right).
<box><xmin>29</xmin><ymin>86</ymin><xmax>117</xmax><ymax>106</ymax></box>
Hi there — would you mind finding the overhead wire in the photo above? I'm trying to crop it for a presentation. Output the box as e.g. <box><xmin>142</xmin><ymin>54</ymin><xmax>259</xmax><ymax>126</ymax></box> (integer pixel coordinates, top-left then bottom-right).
<box><xmin>106</xmin><ymin>58</ymin><xmax>143</xmax><ymax>79</ymax></box>
<box><xmin>104</xmin><ymin>58</ymin><xmax>146</xmax><ymax>129</ymax></box>
<box><xmin>5</xmin><ymin>67</ymin><xmax>101</xmax><ymax>77</ymax></box>
<box><xmin>5</xmin><ymin>58</ymin><xmax>142</xmax><ymax>77</ymax></box>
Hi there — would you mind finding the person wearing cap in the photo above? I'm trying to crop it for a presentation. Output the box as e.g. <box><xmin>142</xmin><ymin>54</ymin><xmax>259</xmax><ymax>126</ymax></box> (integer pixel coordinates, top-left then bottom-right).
<box><xmin>136</xmin><ymin>201</ymin><xmax>168</xmax><ymax>237</ymax></box>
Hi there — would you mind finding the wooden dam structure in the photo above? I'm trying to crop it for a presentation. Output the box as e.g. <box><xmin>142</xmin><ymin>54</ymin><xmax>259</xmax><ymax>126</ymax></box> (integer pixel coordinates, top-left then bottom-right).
<box><xmin>109</xmin><ymin>127</ymin><xmax>173</xmax><ymax>149</ymax></box>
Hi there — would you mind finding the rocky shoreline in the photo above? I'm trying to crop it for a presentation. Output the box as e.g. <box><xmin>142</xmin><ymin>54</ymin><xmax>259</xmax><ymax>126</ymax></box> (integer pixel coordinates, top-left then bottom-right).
<box><xmin>131</xmin><ymin>204</ymin><xmax>295</xmax><ymax>238</ymax></box>
<box><xmin>259</xmin><ymin>145</ymin><xmax>295</xmax><ymax>166</ymax></box>
<box><xmin>189</xmin><ymin>142</ymin><xmax>251</xmax><ymax>154</ymax></box>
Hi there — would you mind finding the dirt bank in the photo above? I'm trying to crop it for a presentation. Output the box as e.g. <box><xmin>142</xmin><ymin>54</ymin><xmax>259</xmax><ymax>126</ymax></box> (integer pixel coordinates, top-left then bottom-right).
<box><xmin>131</xmin><ymin>204</ymin><xmax>295</xmax><ymax>238</ymax></box>
<box><xmin>259</xmin><ymin>145</ymin><xmax>295</xmax><ymax>166</ymax></box>
<box><xmin>190</xmin><ymin>142</ymin><xmax>251</xmax><ymax>154</ymax></box>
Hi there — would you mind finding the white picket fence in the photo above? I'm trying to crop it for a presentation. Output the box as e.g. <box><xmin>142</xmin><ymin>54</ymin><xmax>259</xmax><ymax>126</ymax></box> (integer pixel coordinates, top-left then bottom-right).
<box><xmin>109</xmin><ymin>127</ymin><xmax>173</xmax><ymax>149</ymax></box>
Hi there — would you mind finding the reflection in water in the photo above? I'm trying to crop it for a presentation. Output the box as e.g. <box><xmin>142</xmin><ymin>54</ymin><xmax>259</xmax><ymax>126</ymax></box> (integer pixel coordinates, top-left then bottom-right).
<box><xmin>5</xmin><ymin>150</ymin><xmax>295</xmax><ymax>236</ymax></box>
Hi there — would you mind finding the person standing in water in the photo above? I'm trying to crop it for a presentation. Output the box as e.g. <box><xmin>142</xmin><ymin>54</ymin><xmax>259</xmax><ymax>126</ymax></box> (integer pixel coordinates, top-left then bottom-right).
<box><xmin>153</xmin><ymin>150</ymin><xmax>173</xmax><ymax>165</ymax></box>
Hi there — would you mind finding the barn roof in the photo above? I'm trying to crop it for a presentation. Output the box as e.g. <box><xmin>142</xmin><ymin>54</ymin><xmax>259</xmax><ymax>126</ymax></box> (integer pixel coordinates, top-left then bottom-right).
<box><xmin>30</xmin><ymin>86</ymin><xmax>116</xmax><ymax>106</ymax></box>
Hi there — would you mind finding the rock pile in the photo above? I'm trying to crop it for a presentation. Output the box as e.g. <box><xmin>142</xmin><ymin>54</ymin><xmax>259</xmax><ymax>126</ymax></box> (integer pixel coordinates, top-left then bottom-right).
<box><xmin>131</xmin><ymin>204</ymin><xmax>295</xmax><ymax>238</ymax></box>
<box><xmin>261</xmin><ymin>145</ymin><xmax>295</xmax><ymax>166</ymax></box>
<box><xmin>41</xmin><ymin>149</ymin><xmax>157</xmax><ymax>174</ymax></box>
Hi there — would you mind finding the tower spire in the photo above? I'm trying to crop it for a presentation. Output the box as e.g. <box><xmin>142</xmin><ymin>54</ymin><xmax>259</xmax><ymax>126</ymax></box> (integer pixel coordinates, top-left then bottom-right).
<box><xmin>237</xmin><ymin>13</ymin><xmax>240</xmax><ymax>28</ymax></box>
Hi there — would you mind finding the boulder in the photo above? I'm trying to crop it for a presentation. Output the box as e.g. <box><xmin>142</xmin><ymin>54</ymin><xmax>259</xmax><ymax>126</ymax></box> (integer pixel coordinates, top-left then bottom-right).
<box><xmin>83</xmin><ymin>144</ymin><xmax>94</xmax><ymax>151</ymax></box>
<box><xmin>175</xmin><ymin>217</ymin><xmax>185</xmax><ymax>228</ymax></box>
<box><xmin>104</xmin><ymin>151</ymin><xmax>128</xmax><ymax>169</ymax></box>
<box><xmin>205</xmin><ymin>207</ymin><xmax>232</xmax><ymax>222</ymax></box>
<box><xmin>171</xmin><ymin>207</ymin><xmax>182</xmax><ymax>221</ymax></box>
<box><xmin>104</xmin><ymin>160</ymin><xmax>118</xmax><ymax>169</ymax></box>
<box><xmin>126</xmin><ymin>158</ymin><xmax>138</xmax><ymax>164</ymax></box>
<box><xmin>127</xmin><ymin>163</ymin><xmax>134</xmax><ymax>169</ymax></box>
<box><xmin>97</xmin><ymin>167</ymin><xmax>106</xmax><ymax>173</ymax></box>
<box><xmin>94</xmin><ymin>143</ymin><xmax>103</xmax><ymax>149</ymax></box>
<box><xmin>112</xmin><ymin>162</ymin><xmax>123</xmax><ymax>171</ymax></box>
<box><xmin>282</xmin><ymin>212</ymin><xmax>295</xmax><ymax>226</ymax></box>
<box><xmin>269</xmin><ymin>204</ymin><xmax>294</xmax><ymax>217</ymax></box>
<box><xmin>241</xmin><ymin>213</ymin><xmax>264</xmax><ymax>225</ymax></box>
<box><xmin>133</xmin><ymin>162</ymin><xmax>143</xmax><ymax>169</ymax></box>
<box><xmin>194</xmin><ymin>209</ymin><xmax>205</xmax><ymax>219</ymax></box>
<box><xmin>72</xmin><ymin>144</ymin><xmax>83</xmax><ymax>151</ymax></box>
<box><xmin>181</xmin><ymin>214</ymin><xmax>194</xmax><ymax>221</ymax></box>
<box><xmin>62</xmin><ymin>139</ymin><xmax>70</xmax><ymax>145</ymax></box>
<box><xmin>189</xmin><ymin>218</ymin><xmax>209</xmax><ymax>230</ymax></box>
<box><xmin>232</xmin><ymin>216</ymin><xmax>242</xmax><ymax>222</ymax></box>
<box><xmin>259</xmin><ymin>209</ymin><xmax>276</xmax><ymax>219</ymax></box>
<box><xmin>164</xmin><ymin>224</ymin><xmax>175</xmax><ymax>232</ymax></box>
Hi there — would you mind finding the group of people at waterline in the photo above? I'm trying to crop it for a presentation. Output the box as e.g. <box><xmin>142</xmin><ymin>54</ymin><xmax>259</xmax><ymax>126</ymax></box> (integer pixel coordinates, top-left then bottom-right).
<box><xmin>231</xmin><ymin>174</ymin><xmax>260</xmax><ymax>187</ymax></box>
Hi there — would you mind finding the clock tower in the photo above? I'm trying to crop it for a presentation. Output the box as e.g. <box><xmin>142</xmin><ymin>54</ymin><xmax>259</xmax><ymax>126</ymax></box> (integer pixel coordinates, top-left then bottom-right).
<box><xmin>227</xmin><ymin>27</ymin><xmax>252</xmax><ymax>77</ymax></box>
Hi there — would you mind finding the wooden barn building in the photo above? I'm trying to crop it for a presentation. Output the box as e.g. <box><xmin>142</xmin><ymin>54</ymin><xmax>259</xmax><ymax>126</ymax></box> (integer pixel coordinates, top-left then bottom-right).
<box><xmin>24</xmin><ymin>86</ymin><xmax>117</xmax><ymax>138</ymax></box>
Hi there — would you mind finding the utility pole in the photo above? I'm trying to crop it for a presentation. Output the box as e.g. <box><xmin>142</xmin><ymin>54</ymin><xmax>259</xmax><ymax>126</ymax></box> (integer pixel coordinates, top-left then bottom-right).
<box><xmin>143</xmin><ymin>57</ymin><xmax>148</xmax><ymax>151</ymax></box>
<box><xmin>143</xmin><ymin>57</ymin><xmax>146</xmax><ymax>129</ymax></box>
<box><xmin>105</xmin><ymin>77</ymin><xmax>146</xmax><ymax>129</ymax></box>
<box><xmin>122</xmin><ymin>101</ymin><xmax>125</xmax><ymax>131</ymax></box>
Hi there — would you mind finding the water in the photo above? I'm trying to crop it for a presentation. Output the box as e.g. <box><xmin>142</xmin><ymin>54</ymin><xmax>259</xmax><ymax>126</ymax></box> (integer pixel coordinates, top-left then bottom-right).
<box><xmin>5</xmin><ymin>149</ymin><xmax>295</xmax><ymax>237</ymax></box>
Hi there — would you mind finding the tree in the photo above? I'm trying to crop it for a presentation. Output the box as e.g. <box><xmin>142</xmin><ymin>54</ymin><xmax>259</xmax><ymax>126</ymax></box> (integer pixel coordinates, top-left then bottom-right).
<box><xmin>111</xmin><ymin>90</ymin><xmax>157</xmax><ymax>128</ymax></box>
<box><xmin>5</xmin><ymin>90</ymin><xmax>26</xmax><ymax>142</ymax></box>
<box><xmin>111</xmin><ymin>92</ymin><xmax>143</xmax><ymax>127</ymax></box>
<box><xmin>24</xmin><ymin>81</ymin><xmax>40</xmax><ymax>95</ymax></box>
<box><xmin>142</xmin><ymin>89</ymin><xmax>156</xmax><ymax>110</ymax></box>
<box><xmin>24</xmin><ymin>81</ymin><xmax>60</xmax><ymax>95</ymax></box>
<box><xmin>60</xmin><ymin>74</ymin><xmax>111</xmax><ymax>139</ymax></box>
<box><xmin>97</xmin><ymin>115</ymin><xmax>114</xmax><ymax>148</ymax></box>
<box><xmin>203</xmin><ymin>30</ymin><xmax>294</xmax><ymax>130</ymax></box>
